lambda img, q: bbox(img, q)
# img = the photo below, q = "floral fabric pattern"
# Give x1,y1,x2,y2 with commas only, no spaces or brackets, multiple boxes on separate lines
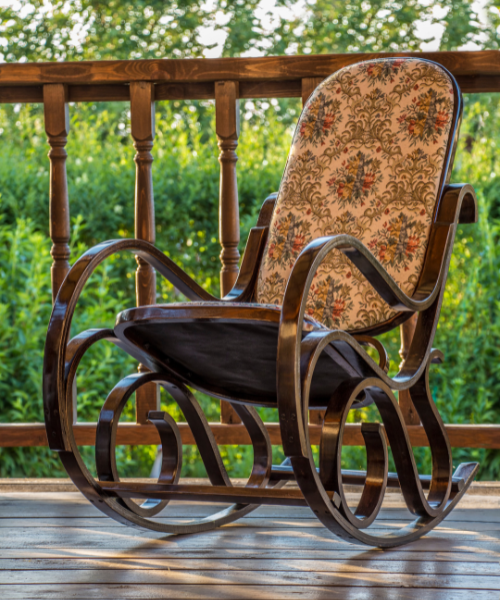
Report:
256,58,455,331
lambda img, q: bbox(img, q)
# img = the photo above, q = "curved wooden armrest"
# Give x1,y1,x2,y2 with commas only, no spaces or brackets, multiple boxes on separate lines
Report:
437,183,477,225
256,192,278,227
59,239,215,304
277,235,424,423
280,183,477,318
283,234,441,315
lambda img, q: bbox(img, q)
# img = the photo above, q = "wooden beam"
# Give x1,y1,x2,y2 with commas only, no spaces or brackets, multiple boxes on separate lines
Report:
155,81,214,100
240,80,302,99
0,85,43,103
301,77,324,105
0,74,498,106
0,51,498,86
1,422,499,448
68,84,129,102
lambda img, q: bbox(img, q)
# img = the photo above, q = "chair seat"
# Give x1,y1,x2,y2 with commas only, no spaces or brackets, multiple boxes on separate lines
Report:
114,302,377,407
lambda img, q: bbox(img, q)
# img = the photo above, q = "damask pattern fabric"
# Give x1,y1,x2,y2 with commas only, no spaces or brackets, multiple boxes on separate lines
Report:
256,58,455,331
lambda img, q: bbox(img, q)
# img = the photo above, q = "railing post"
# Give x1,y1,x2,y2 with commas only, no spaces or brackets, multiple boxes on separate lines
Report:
216,81,241,297
399,314,421,425
130,81,160,424
44,84,70,303
301,77,324,106
302,78,326,427
216,80,241,425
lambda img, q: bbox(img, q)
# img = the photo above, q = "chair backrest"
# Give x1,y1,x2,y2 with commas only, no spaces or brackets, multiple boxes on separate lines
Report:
255,57,458,332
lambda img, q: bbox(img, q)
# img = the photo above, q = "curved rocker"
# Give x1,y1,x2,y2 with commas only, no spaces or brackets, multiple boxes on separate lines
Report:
44,57,480,547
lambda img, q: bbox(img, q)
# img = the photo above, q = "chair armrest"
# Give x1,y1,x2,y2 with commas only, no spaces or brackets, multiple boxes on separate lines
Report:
279,184,476,316
436,183,478,225
282,234,442,316
66,239,215,302
224,226,268,301
277,234,447,421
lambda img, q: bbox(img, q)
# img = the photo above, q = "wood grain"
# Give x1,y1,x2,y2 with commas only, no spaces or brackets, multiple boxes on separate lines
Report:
0,51,498,86
1,76,499,105
1,525,498,551
0,53,498,106
0,585,496,599
2,556,499,573
3,568,500,589
43,83,70,302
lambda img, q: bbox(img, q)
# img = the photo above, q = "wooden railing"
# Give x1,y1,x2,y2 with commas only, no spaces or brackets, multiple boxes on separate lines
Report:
1,51,500,450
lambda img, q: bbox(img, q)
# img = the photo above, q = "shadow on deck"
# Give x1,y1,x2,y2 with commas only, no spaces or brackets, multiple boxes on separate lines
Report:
0,481,499,599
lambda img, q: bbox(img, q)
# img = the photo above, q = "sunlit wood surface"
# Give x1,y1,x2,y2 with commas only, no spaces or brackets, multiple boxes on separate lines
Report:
0,488,499,599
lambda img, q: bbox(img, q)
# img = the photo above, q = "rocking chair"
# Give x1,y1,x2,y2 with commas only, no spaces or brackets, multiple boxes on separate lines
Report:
43,57,479,547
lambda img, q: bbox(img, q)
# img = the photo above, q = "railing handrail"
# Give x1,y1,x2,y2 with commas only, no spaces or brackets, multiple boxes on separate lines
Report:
1,50,500,84
0,51,499,103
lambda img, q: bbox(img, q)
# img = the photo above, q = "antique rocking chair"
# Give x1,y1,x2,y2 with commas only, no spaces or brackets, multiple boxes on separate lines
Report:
44,57,479,547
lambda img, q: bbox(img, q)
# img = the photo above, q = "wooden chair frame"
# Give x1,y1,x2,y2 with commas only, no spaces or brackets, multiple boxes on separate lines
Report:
43,61,480,547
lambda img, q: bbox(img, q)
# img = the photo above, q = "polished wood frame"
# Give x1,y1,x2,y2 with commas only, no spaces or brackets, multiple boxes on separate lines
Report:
36,56,485,547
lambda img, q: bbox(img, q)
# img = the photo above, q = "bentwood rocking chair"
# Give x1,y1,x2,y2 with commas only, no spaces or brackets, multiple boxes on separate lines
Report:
44,57,479,547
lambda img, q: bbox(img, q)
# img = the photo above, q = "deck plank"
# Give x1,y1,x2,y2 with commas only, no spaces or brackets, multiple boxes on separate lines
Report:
3,568,500,589
0,584,497,599
1,557,499,574
0,490,498,599
1,517,500,531
1,526,499,549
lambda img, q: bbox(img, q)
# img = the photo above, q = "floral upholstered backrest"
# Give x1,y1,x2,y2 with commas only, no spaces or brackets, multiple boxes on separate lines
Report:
255,58,456,331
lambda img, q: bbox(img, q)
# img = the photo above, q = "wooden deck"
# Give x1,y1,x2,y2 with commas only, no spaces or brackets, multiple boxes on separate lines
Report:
0,485,499,599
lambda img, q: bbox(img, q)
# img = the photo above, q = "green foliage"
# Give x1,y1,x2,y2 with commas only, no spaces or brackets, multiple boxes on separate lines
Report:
0,219,60,475
282,0,437,53
1,0,500,481
0,0,216,61
3,1,497,63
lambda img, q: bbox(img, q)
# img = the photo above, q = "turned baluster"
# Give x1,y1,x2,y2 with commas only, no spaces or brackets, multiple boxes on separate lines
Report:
216,80,241,425
399,314,421,425
130,81,160,424
44,84,70,303
216,80,241,297
301,77,324,106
